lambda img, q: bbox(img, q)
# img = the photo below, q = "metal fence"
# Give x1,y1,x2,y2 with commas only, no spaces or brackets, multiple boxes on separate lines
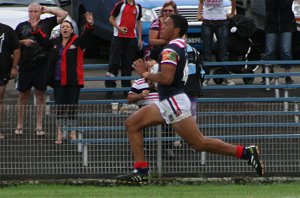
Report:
1,100,300,179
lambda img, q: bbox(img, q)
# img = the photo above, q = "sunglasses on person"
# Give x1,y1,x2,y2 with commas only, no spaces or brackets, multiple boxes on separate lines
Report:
163,9,174,13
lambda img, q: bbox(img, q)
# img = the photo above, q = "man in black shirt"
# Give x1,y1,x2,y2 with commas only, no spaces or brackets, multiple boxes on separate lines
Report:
0,22,20,139
14,2,67,136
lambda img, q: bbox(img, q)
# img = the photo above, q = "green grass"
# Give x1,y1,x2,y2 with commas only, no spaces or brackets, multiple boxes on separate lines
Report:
0,183,300,198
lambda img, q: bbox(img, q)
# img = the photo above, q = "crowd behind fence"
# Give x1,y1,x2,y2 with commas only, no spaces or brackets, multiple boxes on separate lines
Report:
1,61,300,179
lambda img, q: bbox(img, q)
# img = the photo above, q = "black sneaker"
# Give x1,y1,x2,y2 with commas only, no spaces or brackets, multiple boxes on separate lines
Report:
116,168,149,182
285,76,294,84
246,145,264,177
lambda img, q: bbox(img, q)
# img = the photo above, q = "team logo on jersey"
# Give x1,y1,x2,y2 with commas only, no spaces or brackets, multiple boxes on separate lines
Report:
69,45,76,49
133,9,137,15
162,50,177,63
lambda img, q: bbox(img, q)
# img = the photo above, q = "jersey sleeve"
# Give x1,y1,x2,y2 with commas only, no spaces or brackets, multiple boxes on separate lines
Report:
136,4,142,20
150,18,160,31
111,1,123,17
42,16,58,34
160,47,179,67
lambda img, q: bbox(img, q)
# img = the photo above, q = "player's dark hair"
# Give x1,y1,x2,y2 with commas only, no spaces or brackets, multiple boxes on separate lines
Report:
169,14,188,37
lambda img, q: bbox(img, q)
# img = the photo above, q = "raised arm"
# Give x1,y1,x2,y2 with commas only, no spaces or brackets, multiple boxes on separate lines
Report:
41,6,68,24
78,12,94,48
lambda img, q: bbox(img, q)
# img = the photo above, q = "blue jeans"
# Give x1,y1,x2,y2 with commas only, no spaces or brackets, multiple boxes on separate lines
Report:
202,21,228,62
264,32,292,69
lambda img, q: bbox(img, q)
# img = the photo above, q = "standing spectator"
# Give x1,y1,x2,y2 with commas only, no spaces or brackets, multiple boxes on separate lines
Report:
31,13,94,144
263,0,299,84
116,14,263,182
105,0,143,99
0,22,21,139
197,0,236,86
144,0,178,61
14,3,68,136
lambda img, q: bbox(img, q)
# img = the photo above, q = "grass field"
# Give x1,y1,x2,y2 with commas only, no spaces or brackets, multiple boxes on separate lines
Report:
0,183,300,198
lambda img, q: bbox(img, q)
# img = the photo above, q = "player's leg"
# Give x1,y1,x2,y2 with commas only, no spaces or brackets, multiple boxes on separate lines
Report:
117,103,164,182
172,116,264,176
125,103,164,162
172,116,236,156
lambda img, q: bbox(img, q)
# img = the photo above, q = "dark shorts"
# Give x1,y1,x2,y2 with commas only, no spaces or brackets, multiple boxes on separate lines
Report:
0,78,9,86
17,66,47,92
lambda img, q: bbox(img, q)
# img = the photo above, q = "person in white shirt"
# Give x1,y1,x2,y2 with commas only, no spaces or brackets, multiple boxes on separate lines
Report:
197,0,236,86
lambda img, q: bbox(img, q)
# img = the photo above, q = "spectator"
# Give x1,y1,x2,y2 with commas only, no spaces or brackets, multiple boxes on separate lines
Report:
262,0,299,84
197,0,236,86
31,13,94,144
144,0,178,61
105,0,143,99
127,60,159,106
116,14,263,182
14,3,68,136
0,22,21,139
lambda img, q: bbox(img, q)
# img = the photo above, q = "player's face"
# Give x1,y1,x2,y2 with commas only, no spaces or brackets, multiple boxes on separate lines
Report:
28,5,41,21
161,17,175,41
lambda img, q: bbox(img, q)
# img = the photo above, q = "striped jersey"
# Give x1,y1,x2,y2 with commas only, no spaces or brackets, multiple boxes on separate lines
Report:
157,38,188,101
129,78,159,106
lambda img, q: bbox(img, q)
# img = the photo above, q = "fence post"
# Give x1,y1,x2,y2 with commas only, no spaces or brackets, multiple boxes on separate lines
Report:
156,125,162,178
274,77,280,98
83,144,88,167
294,103,299,123
284,89,289,112
201,152,207,165
78,132,83,153
45,94,51,115
264,65,271,91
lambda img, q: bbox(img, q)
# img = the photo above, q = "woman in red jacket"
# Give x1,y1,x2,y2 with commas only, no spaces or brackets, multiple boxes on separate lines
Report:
32,12,94,144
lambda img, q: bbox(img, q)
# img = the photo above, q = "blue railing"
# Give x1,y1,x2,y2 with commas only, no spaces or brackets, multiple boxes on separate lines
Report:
45,60,300,104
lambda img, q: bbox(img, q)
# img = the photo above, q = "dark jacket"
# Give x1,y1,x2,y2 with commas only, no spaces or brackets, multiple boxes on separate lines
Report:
265,0,297,33
33,23,93,87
